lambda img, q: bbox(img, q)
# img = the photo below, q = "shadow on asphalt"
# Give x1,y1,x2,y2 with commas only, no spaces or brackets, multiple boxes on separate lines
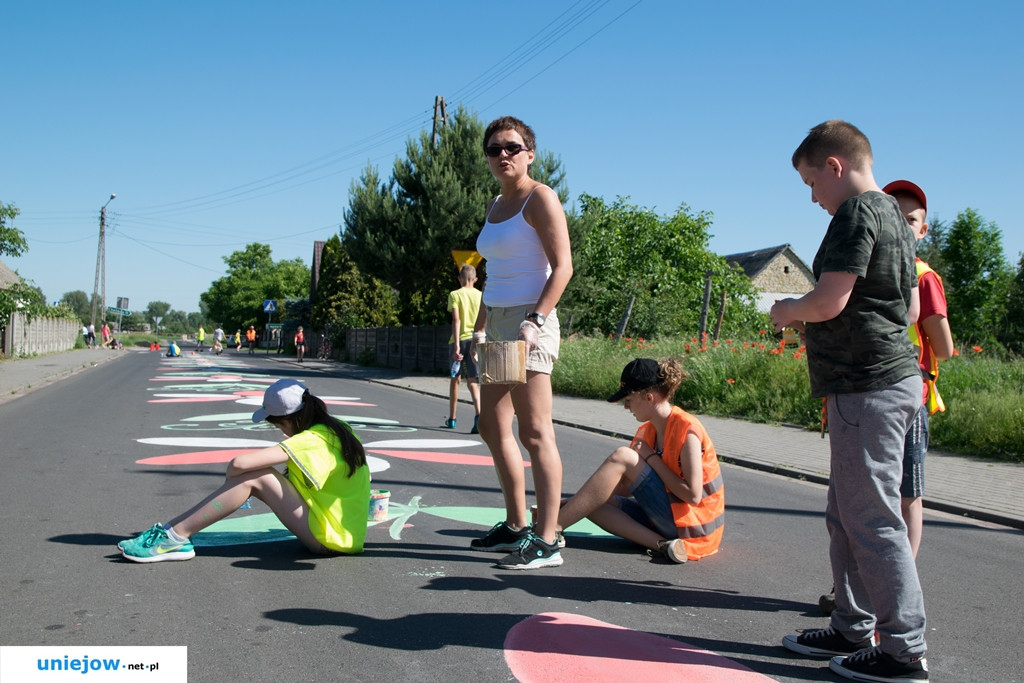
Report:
263,607,530,650
261,607,827,680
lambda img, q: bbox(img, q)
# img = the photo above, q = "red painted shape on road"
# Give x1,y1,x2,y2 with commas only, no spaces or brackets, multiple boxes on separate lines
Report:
136,449,260,465
504,612,774,682
366,449,527,467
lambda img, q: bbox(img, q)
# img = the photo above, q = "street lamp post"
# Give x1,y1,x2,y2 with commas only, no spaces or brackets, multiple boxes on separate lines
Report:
90,194,116,327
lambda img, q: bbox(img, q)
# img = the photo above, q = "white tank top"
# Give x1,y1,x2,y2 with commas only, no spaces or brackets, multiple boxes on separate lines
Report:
476,189,552,307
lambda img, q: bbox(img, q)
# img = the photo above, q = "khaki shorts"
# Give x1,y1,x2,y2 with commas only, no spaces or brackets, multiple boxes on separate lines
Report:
484,305,560,375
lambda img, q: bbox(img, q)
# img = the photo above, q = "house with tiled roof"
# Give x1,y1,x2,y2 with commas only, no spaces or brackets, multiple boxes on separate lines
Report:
723,244,814,313
0,258,20,289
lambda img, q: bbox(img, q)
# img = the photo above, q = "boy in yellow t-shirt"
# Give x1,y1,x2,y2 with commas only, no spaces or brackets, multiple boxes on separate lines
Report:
446,265,482,432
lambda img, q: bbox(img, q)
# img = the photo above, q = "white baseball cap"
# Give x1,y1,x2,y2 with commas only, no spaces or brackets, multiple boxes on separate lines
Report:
251,379,307,423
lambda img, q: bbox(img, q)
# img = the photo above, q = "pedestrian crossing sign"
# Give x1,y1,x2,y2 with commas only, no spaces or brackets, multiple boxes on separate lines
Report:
263,299,278,313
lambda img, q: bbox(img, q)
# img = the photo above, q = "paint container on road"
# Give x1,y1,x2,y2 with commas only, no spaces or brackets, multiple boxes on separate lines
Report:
530,504,538,525
369,489,390,521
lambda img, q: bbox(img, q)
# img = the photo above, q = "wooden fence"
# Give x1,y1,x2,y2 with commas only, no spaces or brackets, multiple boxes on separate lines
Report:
344,326,450,373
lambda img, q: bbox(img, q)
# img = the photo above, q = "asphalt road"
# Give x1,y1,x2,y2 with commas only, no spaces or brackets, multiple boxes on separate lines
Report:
1,350,1020,682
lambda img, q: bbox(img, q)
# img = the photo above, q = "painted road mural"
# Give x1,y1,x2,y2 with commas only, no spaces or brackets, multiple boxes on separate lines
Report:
135,353,771,681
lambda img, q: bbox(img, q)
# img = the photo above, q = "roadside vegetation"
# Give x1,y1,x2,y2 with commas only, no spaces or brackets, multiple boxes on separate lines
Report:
553,335,1024,462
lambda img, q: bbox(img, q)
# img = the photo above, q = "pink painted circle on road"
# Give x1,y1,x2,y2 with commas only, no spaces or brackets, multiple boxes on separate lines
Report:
505,612,774,682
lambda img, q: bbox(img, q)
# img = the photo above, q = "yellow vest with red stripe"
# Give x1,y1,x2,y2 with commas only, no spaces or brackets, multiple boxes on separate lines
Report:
632,406,724,560
909,260,945,414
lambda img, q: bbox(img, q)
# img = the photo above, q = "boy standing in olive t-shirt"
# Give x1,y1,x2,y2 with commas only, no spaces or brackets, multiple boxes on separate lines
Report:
771,121,929,682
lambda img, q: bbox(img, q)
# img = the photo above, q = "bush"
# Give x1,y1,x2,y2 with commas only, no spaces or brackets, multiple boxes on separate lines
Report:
554,334,1022,461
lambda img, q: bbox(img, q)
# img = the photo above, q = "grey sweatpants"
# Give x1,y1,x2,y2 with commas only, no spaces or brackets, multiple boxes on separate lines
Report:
826,374,927,662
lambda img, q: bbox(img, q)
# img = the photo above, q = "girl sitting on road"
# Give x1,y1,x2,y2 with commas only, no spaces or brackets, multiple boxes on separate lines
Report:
119,379,370,563
556,358,725,563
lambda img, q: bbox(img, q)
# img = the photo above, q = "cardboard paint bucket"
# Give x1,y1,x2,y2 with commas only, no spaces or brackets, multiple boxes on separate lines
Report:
369,489,390,521
477,340,527,385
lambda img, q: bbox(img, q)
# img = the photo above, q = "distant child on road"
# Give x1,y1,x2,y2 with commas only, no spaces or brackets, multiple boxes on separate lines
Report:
445,265,482,432
295,326,306,363
556,358,724,563
119,379,370,563
771,120,928,682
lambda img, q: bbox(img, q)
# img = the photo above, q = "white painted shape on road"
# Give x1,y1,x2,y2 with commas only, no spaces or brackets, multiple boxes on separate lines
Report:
361,439,482,449
367,455,390,473
137,437,279,448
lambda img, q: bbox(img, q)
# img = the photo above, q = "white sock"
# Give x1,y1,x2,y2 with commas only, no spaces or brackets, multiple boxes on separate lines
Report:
162,525,189,543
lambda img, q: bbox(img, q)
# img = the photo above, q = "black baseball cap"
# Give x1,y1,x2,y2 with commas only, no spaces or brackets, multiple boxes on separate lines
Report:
607,358,661,402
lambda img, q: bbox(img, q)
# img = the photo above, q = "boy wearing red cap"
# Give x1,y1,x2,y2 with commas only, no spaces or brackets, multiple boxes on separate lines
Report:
882,180,954,557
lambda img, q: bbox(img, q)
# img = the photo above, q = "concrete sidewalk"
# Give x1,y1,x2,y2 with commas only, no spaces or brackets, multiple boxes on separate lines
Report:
2,347,1021,530
0,346,130,405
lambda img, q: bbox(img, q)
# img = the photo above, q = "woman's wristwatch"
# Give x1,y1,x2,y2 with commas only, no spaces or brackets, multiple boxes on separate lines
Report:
525,312,546,327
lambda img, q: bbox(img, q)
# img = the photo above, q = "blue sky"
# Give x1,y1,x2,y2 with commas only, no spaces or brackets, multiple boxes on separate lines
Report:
3,1,1022,314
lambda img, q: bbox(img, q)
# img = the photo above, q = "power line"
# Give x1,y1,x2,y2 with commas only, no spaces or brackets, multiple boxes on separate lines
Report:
102,3,640,228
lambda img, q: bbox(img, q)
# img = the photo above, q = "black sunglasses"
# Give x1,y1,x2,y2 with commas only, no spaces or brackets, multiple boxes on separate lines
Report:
485,142,531,158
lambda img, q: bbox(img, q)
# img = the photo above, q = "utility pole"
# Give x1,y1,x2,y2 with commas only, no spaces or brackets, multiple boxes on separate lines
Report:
90,194,116,327
431,95,448,147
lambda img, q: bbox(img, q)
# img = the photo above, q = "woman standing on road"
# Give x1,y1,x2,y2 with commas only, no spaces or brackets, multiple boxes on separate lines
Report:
119,379,370,563
469,116,573,570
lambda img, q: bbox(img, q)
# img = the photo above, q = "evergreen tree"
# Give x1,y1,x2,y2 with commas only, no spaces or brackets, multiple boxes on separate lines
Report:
312,235,399,329
343,106,568,324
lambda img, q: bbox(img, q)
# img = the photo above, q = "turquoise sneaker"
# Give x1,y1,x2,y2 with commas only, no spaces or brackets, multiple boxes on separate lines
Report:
120,524,195,563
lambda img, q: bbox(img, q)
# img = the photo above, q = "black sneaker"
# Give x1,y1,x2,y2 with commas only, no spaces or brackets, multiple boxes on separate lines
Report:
470,521,530,552
782,626,876,658
830,647,928,681
496,533,563,570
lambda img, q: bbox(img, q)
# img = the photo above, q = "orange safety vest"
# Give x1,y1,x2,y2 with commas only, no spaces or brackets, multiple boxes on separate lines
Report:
246,329,257,343
909,260,945,414
631,406,725,560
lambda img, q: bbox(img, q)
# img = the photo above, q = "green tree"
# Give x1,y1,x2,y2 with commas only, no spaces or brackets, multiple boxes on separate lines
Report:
61,290,92,324
1,201,28,258
312,235,399,329
146,301,172,331
561,195,765,338
200,243,310,331
916,216,947,274
162,309,189,335
998,253,1024,355
941,208,1012,346
343,106,568,325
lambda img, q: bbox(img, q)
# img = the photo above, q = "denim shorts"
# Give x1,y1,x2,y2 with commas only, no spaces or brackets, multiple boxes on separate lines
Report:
451,339,479,379
901,403,928,498
615,464,678,539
